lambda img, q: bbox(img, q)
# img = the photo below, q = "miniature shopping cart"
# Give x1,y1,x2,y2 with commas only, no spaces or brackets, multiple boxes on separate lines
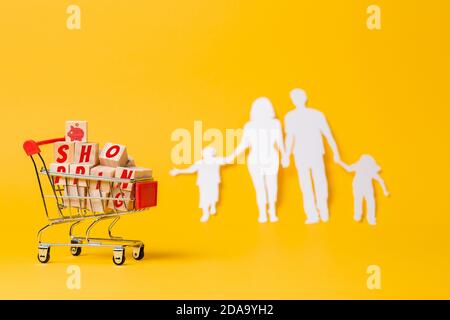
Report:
23,138,158,265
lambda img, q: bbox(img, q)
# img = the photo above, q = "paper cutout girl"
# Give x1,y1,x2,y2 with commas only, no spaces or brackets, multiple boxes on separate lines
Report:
170,147,227,223
338,155,389,225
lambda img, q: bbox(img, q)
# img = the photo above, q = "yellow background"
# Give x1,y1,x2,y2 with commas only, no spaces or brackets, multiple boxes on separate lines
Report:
0,0,449,299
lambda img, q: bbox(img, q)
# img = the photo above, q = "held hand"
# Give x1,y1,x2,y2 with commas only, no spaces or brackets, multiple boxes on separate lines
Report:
281,155,290,168
335,159,351,172
169,169,179,176
225,155,235,164
336,159,346,168
333,153,341,164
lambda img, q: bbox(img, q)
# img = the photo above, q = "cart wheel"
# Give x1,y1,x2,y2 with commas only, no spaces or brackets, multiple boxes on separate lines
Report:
37,247,50,264
132,246,144,260
113,248,126,266
71,246,82,256
70,239,82,256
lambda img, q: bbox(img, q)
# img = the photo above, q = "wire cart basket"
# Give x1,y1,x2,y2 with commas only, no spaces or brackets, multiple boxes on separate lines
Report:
23,137,158,265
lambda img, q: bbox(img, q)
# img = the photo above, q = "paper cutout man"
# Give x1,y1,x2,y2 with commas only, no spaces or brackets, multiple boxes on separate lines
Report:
282,89,341,224
338,155,389,225
170,147,227,223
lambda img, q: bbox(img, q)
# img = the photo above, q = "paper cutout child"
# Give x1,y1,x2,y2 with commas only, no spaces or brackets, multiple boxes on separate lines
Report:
338,155,389,225
170,147,227,223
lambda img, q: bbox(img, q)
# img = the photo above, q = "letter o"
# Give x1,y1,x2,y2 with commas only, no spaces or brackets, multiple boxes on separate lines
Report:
106,145,120,158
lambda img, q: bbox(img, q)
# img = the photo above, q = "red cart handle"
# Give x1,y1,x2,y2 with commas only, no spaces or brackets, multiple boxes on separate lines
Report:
23,137,65,156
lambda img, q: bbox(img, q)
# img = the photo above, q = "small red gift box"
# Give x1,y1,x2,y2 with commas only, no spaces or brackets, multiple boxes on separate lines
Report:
135,180,158,209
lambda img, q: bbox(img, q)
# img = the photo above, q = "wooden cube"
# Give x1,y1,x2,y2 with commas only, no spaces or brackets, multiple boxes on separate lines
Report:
74,142,99,164
86,189,109,213
69,163,95,187
114,167,153,191
99,143,128,167
126,156,136,167
65,121,88,142
64,186,86,208
49,163,70,186
133,167,153,179
54,142,75,164
89,165,116,193
108,189,134,212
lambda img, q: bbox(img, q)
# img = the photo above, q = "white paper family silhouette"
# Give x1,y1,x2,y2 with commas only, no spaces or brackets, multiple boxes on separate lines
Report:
170,88,389,225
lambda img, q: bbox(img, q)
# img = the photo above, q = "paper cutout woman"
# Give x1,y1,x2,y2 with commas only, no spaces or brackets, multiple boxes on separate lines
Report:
338,155,389,225
226,97,285,223
170,147,227,223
